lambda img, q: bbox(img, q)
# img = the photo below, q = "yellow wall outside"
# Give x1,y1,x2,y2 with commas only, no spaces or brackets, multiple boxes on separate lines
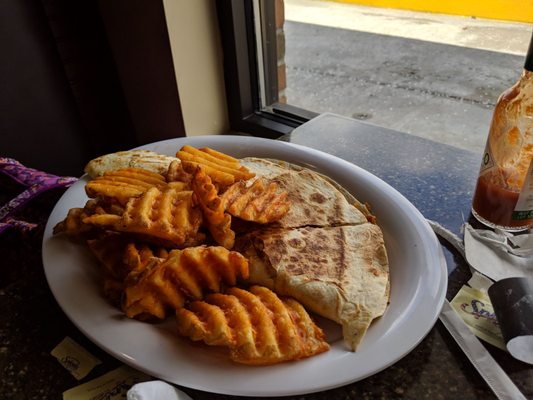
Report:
330,0,533,23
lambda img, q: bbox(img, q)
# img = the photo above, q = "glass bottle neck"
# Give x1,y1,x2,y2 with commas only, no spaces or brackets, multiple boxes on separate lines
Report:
525,33,533,71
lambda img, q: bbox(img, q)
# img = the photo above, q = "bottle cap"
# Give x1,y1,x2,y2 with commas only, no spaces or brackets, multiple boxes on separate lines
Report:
525,31,533,71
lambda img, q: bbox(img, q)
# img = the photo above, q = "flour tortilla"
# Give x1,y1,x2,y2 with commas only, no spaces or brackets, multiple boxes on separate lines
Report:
240,158,369,228
235,224,389,351
84,150,178,178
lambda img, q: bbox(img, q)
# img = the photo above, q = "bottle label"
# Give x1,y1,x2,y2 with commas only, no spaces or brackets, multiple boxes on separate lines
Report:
513,158,533,220
478,142,496,176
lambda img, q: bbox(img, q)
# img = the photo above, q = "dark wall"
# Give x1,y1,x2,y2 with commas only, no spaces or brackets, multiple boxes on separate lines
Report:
0,0,185,177
99,0,186,146
0,0,90,176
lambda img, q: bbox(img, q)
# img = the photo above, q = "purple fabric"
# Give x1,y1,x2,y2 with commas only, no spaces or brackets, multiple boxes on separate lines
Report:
0,158,78,233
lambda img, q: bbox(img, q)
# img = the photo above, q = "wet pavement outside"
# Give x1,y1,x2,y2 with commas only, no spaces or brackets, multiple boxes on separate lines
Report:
283,0,533,154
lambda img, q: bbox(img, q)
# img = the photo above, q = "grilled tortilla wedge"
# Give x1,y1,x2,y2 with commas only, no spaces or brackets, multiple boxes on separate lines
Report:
84,150,178,178
240,158,370,228
235,158,390,351
236,224,389,351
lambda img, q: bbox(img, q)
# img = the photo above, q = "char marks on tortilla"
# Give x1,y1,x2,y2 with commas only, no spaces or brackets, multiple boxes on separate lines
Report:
240,158,368,229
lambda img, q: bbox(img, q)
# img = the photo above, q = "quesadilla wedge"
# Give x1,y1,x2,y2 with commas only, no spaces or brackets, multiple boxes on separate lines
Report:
84,150,178,178
235,224,389,351
239,158,369,228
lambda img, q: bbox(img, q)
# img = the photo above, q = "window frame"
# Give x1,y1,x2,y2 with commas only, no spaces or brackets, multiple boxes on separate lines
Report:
216,0,318,138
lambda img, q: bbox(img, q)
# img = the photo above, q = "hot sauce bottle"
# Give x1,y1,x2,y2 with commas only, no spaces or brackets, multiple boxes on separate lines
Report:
471,33,533,231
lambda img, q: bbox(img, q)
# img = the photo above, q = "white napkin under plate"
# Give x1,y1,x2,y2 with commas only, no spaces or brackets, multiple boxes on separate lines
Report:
463,223,533,282
127,381,193,400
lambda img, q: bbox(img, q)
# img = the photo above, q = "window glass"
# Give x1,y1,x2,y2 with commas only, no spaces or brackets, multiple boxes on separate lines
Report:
264,0,532,153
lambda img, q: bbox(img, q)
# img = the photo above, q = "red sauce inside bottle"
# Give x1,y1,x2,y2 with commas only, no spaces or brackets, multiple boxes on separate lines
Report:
472,175,532,229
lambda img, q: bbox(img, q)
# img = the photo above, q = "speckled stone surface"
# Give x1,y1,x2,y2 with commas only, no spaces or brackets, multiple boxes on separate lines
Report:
1,114,532,399
284,113,480,237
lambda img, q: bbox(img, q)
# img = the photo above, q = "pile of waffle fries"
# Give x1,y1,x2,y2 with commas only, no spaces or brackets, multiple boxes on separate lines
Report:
53,145,329,365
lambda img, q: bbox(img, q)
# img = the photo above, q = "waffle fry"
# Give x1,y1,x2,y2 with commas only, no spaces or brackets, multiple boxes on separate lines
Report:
123,246,249,320
101,277,124,306
166,181,190,192
191,167,234,249
166,160,192,185
87,237,168,281
87,234,132,281
221,178,290,224
176,145,255,187
122,242,170,277
53,199,121,238
53,206,94,237
122,256,183,320
86,234,130,306
83,186,204,248
87,237,169,305
85,168,167,206
176,285,329,365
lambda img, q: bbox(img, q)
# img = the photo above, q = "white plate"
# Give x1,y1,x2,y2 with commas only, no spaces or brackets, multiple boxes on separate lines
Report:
42,136,447,397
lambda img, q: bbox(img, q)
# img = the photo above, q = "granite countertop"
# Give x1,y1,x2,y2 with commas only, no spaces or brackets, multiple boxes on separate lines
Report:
1,113,531,399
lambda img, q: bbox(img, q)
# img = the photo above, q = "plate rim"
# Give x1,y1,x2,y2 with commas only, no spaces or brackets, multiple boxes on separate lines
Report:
42,135,447,397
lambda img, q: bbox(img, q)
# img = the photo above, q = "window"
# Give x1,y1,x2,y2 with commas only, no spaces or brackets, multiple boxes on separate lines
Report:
217,0,315,139
217,0,532,152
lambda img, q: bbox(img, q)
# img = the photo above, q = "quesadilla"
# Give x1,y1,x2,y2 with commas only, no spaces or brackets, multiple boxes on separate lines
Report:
236,224,389,351
84,150,178,178
240,158,369,228
235,158,390,351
